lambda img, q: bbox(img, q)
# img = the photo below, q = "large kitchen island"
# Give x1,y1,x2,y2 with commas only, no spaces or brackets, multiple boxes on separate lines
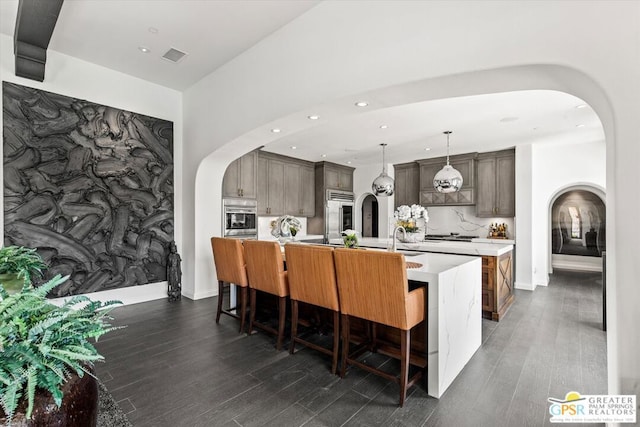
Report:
329,237,515,321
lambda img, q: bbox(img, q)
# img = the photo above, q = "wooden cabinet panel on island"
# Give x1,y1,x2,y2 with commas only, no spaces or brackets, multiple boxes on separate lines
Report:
393,162,420,208
476,149,515,217
481,251,514,321
222,150,257,198
257,156,284,216
418,153,477,206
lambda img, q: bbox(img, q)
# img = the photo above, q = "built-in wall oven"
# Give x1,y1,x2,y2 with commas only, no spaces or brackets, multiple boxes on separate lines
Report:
223,198,257,239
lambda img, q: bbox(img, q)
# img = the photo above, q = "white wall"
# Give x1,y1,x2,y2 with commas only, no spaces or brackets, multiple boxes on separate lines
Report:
0,34,184,305
182,1,639,398
531,139,606,286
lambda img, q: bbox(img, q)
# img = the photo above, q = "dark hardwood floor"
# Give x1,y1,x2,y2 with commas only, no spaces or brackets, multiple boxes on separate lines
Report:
94,269,607,426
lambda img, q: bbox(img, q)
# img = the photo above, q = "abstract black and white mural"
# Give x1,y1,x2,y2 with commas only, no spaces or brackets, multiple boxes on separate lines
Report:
2,82,174,296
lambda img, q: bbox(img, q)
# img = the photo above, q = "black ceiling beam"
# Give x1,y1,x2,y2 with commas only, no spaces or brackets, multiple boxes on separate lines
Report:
13,0,64,82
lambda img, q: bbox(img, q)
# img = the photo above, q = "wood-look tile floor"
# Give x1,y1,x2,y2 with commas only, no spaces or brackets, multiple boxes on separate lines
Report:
95,270,607,426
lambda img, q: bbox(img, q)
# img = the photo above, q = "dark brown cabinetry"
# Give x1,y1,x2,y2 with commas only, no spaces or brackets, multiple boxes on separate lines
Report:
418,153,477,206
393,162,420,208
481,251,514,321
222,150,257,199
476,149,515,217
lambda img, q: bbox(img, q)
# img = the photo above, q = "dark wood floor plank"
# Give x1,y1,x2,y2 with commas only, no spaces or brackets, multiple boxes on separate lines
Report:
93,269,606,426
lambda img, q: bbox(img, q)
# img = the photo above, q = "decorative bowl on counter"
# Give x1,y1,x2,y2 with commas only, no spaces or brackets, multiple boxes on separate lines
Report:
398,232,425,243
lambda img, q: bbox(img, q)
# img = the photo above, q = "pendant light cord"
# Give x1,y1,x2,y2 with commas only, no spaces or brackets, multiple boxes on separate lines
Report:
444,131,452,166
381,143,387,173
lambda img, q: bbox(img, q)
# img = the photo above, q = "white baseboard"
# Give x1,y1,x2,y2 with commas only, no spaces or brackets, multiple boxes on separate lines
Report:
50,281,168,307
515,281,536,291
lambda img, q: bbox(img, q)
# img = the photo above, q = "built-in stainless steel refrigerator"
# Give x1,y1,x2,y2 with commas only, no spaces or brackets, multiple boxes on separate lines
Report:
325,190,354,241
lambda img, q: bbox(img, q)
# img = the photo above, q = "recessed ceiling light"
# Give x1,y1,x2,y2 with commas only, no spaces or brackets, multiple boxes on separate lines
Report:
576,124,585,128
347,161,352,164
379,125,388,129
575,104,587,109
307,115,319,120
290,146,297,150
271,128,281,133
355,101,368,107
138,46,151,53
321,154,327,158
424,148,431,151
148,27,159,34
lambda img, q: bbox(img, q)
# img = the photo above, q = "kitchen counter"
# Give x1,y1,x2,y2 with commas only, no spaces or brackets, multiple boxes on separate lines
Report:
403,252,482,398
329,237,513,256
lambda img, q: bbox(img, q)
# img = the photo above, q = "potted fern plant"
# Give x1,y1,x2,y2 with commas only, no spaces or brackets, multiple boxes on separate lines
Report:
0,274,122,425
0,246,48,293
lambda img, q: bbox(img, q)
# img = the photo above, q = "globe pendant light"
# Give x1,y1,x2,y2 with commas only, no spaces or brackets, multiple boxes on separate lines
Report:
433,131,463,193
372,143,394,196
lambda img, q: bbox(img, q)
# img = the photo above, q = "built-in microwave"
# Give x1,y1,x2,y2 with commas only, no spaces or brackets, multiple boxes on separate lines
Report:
223,199,257,237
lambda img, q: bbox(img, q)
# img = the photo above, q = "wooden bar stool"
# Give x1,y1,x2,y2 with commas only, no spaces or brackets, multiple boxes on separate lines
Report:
243,240,289,350
210,237,249,333
333,248,426,407
284,243,340,375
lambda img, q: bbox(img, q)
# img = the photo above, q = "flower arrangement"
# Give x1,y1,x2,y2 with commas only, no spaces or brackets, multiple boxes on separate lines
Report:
342,229,359,248
394,204,428,232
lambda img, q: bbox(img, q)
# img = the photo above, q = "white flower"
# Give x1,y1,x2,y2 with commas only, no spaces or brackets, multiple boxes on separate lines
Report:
342,229,357,236
394,204,428,221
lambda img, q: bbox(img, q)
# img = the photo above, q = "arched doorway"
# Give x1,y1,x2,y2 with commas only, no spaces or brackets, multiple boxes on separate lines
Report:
550,187,605,272
361,194,379,238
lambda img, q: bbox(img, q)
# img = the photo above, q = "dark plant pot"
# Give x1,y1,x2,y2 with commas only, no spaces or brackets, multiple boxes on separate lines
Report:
0,273,24,294
0,370,98,426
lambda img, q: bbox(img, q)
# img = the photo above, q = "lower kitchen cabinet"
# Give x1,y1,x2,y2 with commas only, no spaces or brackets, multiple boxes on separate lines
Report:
481,251,514,321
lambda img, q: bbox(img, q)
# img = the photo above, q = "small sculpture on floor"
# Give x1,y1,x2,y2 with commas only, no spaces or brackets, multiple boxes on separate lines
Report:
167,241,182,301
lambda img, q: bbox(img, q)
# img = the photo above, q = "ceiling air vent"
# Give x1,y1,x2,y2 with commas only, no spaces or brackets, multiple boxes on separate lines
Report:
162,48,188,63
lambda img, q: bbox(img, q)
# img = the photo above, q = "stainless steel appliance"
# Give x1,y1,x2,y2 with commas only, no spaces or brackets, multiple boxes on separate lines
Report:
223,198,257,239
325,190,354,241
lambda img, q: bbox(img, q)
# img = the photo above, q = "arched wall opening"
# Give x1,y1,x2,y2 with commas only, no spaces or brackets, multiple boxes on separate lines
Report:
548,184,606,274
191,63,615,391
359,193,379,238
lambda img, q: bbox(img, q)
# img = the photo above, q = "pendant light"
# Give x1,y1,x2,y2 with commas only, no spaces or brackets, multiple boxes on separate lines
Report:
433,131,463,193
372,143,394,196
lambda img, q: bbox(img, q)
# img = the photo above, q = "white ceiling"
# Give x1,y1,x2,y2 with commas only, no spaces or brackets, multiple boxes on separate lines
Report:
0,1,604,167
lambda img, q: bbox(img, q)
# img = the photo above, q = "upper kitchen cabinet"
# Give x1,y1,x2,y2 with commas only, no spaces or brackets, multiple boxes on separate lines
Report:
322,162,354,191
222,150,258,199
257,151,315,217
393,162,420,208
257,154,285,216
476,149,516,217
284,162,315,217
418,153,477,206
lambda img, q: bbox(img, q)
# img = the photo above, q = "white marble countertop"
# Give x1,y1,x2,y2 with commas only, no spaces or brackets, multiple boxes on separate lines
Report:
401,252,479,281
329,237,513,257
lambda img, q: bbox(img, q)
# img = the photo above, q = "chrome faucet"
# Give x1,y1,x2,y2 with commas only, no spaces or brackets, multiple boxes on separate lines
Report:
391,225,406,252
